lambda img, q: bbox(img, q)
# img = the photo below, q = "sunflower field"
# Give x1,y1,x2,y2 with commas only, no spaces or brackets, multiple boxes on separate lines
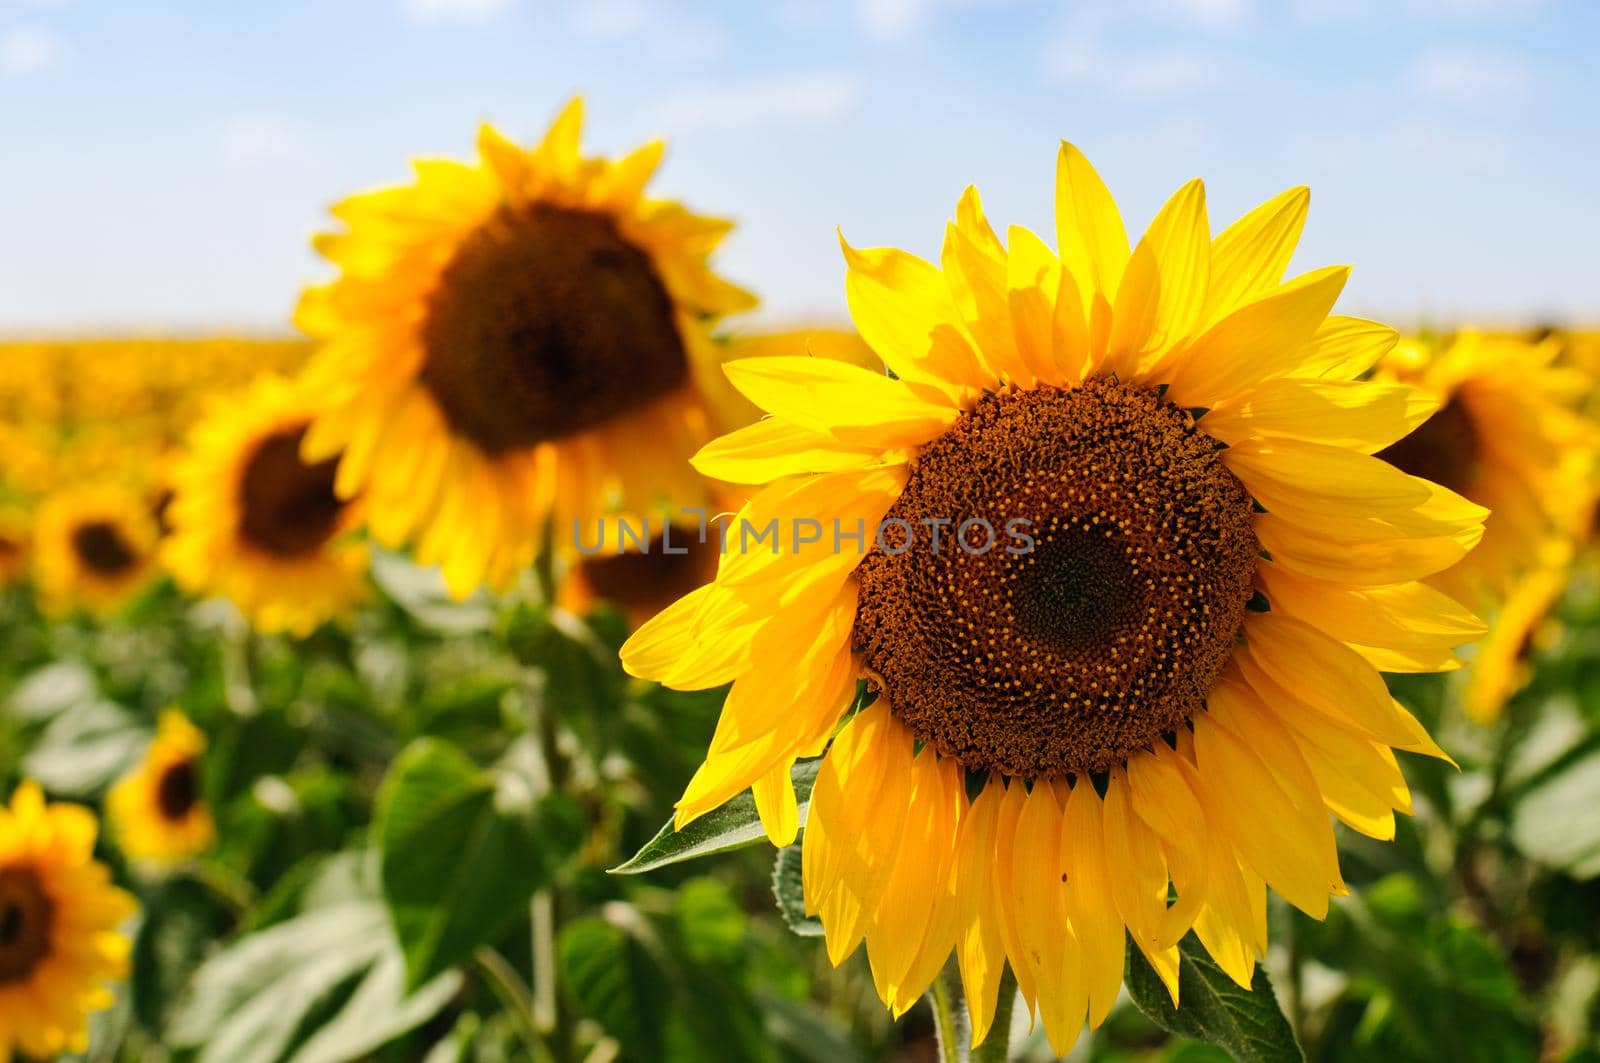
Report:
4,61,1600,1063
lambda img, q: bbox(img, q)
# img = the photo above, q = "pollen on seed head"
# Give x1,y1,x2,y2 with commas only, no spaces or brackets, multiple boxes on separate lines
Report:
851,378,1259,779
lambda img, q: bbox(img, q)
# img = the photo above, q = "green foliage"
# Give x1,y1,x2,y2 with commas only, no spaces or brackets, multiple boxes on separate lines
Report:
168,899,461,1063
374,737,544,989
771,844,823,938
613,759,821,874
557,915,673,1060
7,540,1600,1063
1126,933,1302,1063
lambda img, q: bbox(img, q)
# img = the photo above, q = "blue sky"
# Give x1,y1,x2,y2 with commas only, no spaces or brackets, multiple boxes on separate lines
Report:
1,0,1595,334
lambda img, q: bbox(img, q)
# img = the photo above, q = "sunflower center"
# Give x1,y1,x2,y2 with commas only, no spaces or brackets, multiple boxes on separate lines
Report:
418,204,689,456
72,521,137,576
852,379,1260,778
1375,392,1480,497
157,758,200,821
239,427,344,559
0,867,53,986
576,525,720,615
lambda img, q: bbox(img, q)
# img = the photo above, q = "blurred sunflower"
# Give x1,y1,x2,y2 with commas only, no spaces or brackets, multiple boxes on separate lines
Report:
163,374,366,637
1374,332,1598,720
623,146,1485,1053
0,782,136,1062
33,485,158,616
1376,332,1596,607
298,96,755,598
108,711,216,865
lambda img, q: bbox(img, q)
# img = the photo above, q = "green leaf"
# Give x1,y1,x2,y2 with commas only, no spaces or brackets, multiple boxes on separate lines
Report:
375,738,544,989
557,915,671,1058
291,948,464,1063
772,844,822,937
22,699,148,796
1125,932,1303,1063
370,548,497,633
167,902,387,1063
675,878,747,967
1510,747,1600,878
167,900,459,1063
130,876,234,1036
755,991,864,1063
611,758,821,874
6,660,97,722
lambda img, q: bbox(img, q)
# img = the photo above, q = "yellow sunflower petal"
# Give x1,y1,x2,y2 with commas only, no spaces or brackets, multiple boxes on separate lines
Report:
1055,142,1130,308
1203,378,1439,453
1202,185,1309,324
841,236,989,396
690,416,891,484
1165,265,1350,407
723,356,957,447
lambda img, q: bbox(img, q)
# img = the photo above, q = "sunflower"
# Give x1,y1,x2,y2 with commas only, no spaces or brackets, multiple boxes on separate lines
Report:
0,782,136,1062
107,711,216,866
297,97,756,599
622,146,1487,1053
1374,332,1597,609
162,374,366,637
1373,333,1598,720
32,485,158,617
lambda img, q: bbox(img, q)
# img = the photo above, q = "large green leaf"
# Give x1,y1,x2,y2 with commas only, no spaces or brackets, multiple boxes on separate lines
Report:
675,877,748,966
6,660,97,722
611,758,821,874
1510,748,1600,878
1126,932,1303,1063
375,737,543,989
168,900,458,1063
291,948,464,1063
557,915,671,1060
22,699,148,796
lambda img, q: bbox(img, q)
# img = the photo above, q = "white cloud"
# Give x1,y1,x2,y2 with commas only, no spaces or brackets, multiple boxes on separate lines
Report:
1048,37,1222,97
1409,47,1529,104
220,116,305,164
403,0,512,23
1,25,60,75
648,71,861,132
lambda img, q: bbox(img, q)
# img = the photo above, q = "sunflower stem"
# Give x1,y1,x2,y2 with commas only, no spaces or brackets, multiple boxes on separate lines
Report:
474,946,554,1063
972,965,1018,1063
531,889,558,1035
928,964,969,1063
